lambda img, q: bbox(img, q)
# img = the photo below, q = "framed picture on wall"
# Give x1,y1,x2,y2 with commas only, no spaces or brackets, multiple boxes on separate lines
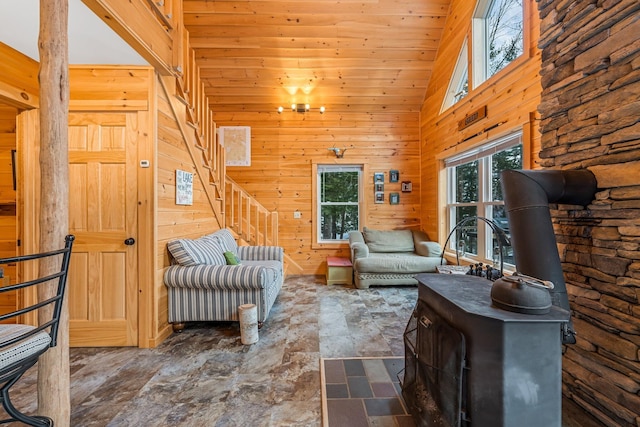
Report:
390,192,400,204
375,183,384,192
401,181,412,192
175,169,194,205
389,170,399,182
220,126,251,166
375,192,384,203
374,172,384,183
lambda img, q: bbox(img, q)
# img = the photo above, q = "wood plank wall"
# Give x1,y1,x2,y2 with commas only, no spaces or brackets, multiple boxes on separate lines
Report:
0,43,39,109
0,44,38,319
0,105,17,315
0,42,38,295
0,106,16,205
214,111,421,275
155,75,221,331
419,0,542,242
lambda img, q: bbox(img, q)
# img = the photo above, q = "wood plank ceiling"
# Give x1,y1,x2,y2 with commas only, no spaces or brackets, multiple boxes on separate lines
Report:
183,0,452,114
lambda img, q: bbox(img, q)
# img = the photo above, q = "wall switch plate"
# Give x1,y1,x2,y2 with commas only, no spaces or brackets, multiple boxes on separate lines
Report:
293,211,302,219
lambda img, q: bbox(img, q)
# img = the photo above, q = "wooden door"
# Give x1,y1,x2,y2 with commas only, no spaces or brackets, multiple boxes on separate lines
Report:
67,112,138,346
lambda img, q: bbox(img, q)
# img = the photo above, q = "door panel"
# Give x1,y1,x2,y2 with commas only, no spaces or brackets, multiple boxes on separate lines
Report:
67,112,138,346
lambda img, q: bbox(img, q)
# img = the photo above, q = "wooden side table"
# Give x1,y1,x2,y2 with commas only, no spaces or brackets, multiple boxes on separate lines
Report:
326,256,353,286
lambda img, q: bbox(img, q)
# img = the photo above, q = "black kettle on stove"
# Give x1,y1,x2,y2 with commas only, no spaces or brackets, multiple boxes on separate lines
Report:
490,272,554,315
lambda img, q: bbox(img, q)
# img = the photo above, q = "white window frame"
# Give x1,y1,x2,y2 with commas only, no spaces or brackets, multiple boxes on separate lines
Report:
441,40,469,112
315,164,363,244
445,131,523,265
471,0,524,89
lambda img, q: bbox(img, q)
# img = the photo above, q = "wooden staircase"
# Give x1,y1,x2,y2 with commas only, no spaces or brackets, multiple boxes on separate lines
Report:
161,29,279,247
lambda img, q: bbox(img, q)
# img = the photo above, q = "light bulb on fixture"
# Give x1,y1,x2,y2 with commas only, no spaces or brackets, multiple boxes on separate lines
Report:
277,104,327,114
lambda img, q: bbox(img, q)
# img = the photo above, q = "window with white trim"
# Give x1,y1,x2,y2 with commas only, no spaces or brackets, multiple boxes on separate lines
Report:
445,132,522,265
472,0,524,87
442,41,469,111
317,165,362,242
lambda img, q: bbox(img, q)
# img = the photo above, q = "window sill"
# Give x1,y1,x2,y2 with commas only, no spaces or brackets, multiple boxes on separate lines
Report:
442,251,515,275
312,241,350,250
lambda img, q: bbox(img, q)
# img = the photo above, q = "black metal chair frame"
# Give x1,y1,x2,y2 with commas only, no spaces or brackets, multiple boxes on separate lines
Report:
0,235,74,427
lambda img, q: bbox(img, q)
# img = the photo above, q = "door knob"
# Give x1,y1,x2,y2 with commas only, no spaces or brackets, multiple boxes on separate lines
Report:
124,238,135,246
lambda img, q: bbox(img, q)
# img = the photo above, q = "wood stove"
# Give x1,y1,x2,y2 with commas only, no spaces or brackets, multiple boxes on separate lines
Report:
402,273,568,427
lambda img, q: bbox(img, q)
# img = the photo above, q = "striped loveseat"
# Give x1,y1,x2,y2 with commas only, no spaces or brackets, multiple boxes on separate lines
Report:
164,229,284,331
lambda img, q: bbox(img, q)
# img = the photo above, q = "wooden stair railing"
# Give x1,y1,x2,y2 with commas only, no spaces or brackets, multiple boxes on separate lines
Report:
142,0,175,31
158,74,225,228
176,30,225,205
225,177,278,247
157,27,226,228
225,179,305,275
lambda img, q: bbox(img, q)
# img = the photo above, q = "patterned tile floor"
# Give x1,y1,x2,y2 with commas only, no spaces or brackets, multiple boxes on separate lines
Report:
321,357,415,427
9,275,603,426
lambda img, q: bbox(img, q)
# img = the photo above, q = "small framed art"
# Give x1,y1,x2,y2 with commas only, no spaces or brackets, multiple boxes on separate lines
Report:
374,172,384,183
375,192,384,203
389,170,399,183
401,181,412,192
176,169,194,205
220,126,251,166
390,192,400,205
375,183,384,192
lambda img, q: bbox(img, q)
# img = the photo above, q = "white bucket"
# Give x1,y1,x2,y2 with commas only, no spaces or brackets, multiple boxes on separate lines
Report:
238,304,259,345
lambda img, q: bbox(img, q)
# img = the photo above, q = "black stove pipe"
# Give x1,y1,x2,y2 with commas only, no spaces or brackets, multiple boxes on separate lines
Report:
500,169,597,344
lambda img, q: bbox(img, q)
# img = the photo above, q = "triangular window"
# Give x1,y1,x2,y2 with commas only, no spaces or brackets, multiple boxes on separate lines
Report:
441,41,469,112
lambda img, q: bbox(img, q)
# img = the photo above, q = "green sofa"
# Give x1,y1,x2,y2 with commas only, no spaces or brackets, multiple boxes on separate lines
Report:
348,227,445,289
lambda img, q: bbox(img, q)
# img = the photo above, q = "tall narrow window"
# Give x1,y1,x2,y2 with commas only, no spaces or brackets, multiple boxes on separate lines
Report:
473,0,524,87
317,165,362,242
445,132,522,265
442,41,469,111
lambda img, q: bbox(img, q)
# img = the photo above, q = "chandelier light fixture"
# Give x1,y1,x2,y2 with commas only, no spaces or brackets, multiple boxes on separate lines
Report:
277,104,325,114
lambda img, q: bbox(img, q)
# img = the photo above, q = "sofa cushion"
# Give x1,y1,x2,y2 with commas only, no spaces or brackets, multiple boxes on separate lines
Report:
204,229,239,254
363,227,414,253
415,241,442,257
354,252,442,274
164,264,275,290
0,325,51,370
167,238,226,266
236,245,284,262
242,260,282,284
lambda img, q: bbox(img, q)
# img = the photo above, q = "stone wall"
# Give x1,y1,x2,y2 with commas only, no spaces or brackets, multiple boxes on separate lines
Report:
537,0,640,425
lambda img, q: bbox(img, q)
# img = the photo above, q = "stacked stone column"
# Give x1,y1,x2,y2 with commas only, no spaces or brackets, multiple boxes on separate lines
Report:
537,0,640,425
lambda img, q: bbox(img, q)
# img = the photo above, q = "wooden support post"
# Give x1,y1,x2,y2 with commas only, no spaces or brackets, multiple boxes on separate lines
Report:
37,0,70,425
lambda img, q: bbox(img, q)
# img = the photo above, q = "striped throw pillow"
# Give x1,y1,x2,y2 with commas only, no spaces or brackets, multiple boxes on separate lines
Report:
167,238,226,266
